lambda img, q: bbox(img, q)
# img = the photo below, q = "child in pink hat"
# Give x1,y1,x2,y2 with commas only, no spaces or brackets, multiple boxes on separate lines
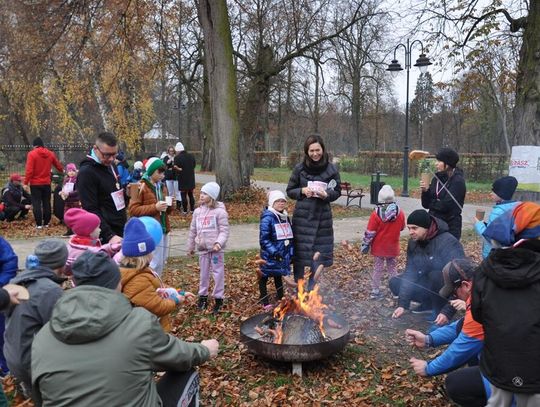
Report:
59,163,80,236
64,207,120,275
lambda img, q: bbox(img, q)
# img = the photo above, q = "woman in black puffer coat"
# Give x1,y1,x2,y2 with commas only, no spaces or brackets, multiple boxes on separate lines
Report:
286,135,341,286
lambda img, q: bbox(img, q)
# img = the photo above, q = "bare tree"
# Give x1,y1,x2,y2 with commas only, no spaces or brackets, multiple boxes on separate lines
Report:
197,0,243,196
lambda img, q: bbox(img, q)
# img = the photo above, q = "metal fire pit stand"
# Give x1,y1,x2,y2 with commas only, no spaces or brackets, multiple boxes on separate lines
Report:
240,312,350,377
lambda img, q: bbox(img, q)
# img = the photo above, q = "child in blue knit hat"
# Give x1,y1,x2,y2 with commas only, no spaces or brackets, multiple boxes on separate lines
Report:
473,176,519,258
119,218,193,331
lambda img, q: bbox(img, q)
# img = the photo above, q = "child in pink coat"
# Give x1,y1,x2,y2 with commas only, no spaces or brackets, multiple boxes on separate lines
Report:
64,207,121,275
187,182,229,314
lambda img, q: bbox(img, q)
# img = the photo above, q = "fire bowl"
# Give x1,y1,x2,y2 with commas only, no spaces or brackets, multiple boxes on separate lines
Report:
240,312,350,363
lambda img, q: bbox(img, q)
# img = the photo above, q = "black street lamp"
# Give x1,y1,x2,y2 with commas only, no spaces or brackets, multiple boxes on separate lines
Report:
387,39,431,197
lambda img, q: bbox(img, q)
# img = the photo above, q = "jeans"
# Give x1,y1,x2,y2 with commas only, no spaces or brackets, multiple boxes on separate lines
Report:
156,369,200,407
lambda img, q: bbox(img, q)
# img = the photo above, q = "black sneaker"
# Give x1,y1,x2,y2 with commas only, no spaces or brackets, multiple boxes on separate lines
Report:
197,296,208,311
411,303,432,314
369,290,384,300
213,298,223,314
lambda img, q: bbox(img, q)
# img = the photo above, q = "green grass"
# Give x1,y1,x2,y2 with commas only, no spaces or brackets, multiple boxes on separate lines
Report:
253,167,492,192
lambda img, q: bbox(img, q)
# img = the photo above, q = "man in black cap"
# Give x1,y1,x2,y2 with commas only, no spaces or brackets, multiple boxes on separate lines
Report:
32,251,219,407
4,238,68,396
24,137,64,228
390,209,464,322
420,147,466,240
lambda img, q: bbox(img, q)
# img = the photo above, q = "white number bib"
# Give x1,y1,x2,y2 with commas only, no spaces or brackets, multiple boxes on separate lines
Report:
197,215,217,232
274,222,293,240
110,189,126,211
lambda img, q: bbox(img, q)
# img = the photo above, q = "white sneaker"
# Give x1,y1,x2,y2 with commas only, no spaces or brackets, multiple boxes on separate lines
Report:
36,226,43,229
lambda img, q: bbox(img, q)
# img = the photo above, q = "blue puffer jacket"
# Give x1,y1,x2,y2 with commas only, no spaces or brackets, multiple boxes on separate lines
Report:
474,200,519,258
259,208,294,277
0,237,18,286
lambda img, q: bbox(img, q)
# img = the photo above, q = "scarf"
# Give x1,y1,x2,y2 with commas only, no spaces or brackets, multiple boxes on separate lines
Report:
303,154,329,175
142,178,167,233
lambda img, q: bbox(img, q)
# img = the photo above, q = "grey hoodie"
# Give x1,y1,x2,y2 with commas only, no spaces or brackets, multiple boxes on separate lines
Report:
32,286,210,407
4,266,65,387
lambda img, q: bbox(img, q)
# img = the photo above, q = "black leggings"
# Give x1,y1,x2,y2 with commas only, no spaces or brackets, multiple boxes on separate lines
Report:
30,185,52,226
445,367,487,407
180,190,195,213
258,275,284,305
156,369,199,407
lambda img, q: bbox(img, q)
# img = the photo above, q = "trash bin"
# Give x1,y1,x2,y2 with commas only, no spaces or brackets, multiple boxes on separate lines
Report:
370,171,386,205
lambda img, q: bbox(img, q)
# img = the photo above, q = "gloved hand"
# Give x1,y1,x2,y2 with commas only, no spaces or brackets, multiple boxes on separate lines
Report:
360,243,370,254
157,288,183,304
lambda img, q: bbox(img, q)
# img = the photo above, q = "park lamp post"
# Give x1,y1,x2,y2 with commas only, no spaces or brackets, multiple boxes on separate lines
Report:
386,39,432,197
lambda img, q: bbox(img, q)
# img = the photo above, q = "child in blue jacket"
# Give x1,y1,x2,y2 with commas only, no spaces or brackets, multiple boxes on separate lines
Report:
258,191,293,310
474,176,519,258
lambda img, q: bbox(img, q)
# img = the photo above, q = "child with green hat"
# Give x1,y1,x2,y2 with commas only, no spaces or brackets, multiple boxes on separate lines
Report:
128,157,173,276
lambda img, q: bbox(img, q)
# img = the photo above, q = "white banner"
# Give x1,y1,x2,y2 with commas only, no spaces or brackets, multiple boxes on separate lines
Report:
509,146,540,192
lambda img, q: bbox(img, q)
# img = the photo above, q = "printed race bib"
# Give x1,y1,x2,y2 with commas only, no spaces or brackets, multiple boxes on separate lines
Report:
308,181,328,191
62,182,74,194
197,215,217,232
274,222,293,240
110,189,126,211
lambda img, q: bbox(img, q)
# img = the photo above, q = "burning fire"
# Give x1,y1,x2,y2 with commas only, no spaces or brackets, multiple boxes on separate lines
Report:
272,278,327,344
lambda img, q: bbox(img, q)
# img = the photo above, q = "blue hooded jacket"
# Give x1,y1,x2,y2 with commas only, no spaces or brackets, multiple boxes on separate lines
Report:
259,208,293,277
0,237,18,286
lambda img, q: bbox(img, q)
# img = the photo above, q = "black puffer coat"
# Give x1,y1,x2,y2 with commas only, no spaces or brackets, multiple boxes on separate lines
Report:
286,162,341,268
174,151,196,190
421,168,466,240
471,240,540,394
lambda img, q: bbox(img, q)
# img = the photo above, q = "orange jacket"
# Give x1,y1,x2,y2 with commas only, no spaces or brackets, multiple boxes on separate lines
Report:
128,180,171,234
24,147,63,185
119,266,176,331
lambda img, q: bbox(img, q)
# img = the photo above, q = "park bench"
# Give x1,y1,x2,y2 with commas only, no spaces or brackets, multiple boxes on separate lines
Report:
340,182,365,208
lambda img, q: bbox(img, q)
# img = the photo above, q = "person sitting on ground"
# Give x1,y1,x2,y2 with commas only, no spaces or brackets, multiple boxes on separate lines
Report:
120,218,194,331
473,176,519,259
4,239,67,397
390,209,465,323
0,236,18,376
420,147,466,241
471,202,540,406
64,208,121,276
2,174,32,222
0,283,26,406
360,184,406,300
32,250,218,407
404,259,488,407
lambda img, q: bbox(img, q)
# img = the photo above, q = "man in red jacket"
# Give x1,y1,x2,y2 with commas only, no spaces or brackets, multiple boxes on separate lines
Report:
24,137,63,228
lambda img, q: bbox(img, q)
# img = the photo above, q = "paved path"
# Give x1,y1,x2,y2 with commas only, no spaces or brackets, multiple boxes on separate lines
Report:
8,173,491,263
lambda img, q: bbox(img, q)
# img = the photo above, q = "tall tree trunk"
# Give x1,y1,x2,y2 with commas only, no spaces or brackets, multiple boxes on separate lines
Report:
282,63,293,157
200,56,214,171
513,1,540,146
239,44,274,180
198,0,243,195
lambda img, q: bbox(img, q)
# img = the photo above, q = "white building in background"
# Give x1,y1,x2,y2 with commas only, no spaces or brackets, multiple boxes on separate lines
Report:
143,123,178,154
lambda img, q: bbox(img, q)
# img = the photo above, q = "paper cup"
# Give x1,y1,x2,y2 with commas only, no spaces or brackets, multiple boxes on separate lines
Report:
421,173,431,186
165,196,173,206
476,209,485,221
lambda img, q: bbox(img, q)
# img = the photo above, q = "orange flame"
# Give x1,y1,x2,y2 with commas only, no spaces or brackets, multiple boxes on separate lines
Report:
271,278,327,344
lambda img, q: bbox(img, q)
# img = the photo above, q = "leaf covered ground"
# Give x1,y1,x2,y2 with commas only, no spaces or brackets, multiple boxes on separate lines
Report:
154,233,482,406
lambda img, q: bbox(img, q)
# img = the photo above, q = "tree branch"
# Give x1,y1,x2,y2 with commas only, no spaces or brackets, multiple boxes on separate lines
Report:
460,8,526,47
